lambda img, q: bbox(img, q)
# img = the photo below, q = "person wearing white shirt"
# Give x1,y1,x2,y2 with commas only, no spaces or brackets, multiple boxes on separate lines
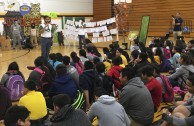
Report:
78,20,86,49
39,16,55,60
30,22,38,47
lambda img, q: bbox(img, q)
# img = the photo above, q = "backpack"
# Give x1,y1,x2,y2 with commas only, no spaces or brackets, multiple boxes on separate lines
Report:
160,75,174,102
75,62,84,75
34,67,50,95
101,75,114,95
159,58,173,72
100,74,120,97
163,48,171,59
6,74,24,101
179,69,194,90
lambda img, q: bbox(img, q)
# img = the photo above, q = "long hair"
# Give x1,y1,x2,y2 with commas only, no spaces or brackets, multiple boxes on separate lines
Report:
155,47,164,63
7,61,19,71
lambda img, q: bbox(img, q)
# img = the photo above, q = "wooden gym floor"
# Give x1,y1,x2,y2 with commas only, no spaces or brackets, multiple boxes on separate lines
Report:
0,45,88,80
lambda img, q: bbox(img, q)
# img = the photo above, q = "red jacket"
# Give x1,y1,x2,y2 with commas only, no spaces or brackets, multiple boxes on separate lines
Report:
146,78,162,109
107,65,123,89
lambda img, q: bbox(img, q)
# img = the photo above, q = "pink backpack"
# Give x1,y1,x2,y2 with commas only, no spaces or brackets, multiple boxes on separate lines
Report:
163,48,171,59
75,62,84,75
34,68,47,90
160,75,174,102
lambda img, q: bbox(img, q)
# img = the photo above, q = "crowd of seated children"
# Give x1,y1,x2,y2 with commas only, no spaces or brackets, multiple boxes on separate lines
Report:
2,37,194,126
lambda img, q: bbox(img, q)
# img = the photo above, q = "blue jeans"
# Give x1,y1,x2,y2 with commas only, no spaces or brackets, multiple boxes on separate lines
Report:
41,37,52,60
78,35,86,48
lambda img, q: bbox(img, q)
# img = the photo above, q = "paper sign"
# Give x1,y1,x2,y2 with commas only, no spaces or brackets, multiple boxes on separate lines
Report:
110,28,118,34
93,32,100,38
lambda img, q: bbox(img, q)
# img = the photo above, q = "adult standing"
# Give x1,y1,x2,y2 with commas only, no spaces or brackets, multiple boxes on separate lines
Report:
30,22,38,47
11,20,22,49
39,16,55,60
172,13,183,42
78,19,86,49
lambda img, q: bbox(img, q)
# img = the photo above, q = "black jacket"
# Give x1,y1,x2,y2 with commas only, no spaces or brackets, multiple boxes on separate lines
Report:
133,60,150,77
79,70,101,103
0,86,12,120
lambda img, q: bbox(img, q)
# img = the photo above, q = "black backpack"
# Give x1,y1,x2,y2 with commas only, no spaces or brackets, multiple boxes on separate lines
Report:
99,74,114,96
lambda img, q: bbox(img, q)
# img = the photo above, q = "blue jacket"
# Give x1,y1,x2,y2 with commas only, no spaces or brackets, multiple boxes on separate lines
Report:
48,60,62,70
48,74,77,100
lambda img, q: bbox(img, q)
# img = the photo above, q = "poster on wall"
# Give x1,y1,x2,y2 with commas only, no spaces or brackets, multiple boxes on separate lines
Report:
139,16,150,44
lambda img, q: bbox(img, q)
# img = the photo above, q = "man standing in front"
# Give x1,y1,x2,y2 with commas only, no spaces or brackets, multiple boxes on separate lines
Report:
39,16,55,60
11,20,22,49
78,19,86,49
172,12,183,42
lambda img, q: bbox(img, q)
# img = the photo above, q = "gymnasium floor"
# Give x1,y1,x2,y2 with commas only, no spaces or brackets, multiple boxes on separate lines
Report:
0,45,90,80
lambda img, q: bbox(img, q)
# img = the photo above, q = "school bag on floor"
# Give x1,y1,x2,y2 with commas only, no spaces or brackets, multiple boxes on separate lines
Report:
5,74,24,101
160,75,174,102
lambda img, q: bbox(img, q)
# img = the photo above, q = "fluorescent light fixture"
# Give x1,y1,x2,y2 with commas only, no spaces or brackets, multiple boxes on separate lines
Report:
114,0,132,4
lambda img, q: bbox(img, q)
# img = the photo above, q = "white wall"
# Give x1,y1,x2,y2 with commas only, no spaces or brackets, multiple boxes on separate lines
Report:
0,0,93,14
39,0,93,14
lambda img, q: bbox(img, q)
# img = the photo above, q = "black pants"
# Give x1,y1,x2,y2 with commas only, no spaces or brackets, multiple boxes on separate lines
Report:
58,39,64,46
78,35,86,48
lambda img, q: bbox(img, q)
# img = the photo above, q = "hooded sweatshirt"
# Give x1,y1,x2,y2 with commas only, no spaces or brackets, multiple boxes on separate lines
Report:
50,105,92,126
119,77,154,125
88,95,131,126
169,65,194,86
48,74,77,100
